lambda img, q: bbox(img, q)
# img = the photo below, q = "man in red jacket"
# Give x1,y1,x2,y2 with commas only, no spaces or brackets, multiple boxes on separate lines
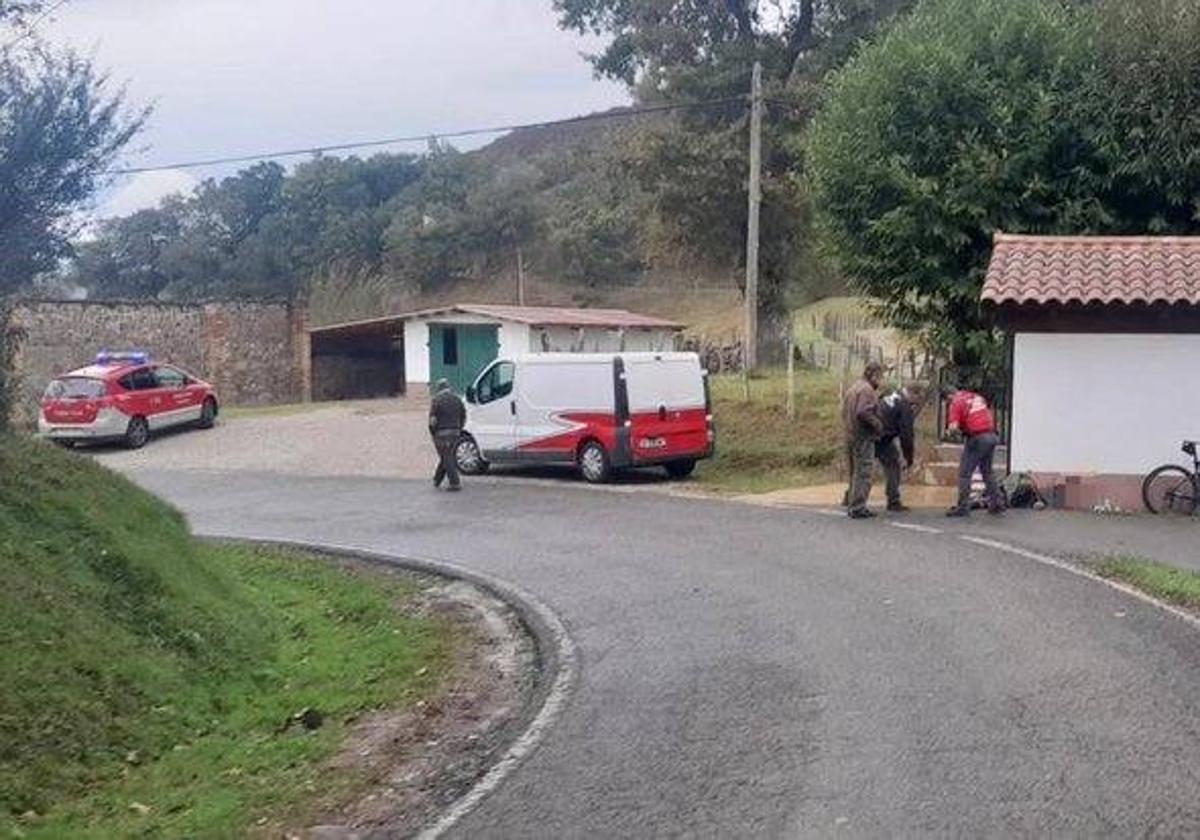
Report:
942,384,1004,517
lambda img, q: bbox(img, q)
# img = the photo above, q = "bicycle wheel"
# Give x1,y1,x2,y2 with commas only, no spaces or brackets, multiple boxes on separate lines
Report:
1142,465,1198,515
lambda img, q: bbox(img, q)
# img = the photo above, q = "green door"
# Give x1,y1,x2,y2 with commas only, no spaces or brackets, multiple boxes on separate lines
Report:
428,323,499,393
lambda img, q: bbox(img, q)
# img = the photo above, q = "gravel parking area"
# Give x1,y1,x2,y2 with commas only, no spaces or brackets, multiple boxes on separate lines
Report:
91,397,439,479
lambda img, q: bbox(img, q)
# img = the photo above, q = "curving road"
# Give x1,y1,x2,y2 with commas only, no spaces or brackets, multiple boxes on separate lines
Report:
127,469,1200,837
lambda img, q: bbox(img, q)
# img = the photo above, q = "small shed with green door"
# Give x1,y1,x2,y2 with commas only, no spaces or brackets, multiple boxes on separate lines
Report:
308,303,683,399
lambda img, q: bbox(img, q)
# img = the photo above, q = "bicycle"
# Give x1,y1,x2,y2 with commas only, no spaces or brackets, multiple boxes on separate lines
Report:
1142,440,1199,515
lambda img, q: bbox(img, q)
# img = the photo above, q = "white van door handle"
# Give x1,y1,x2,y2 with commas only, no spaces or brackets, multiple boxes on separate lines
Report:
510,401,516,416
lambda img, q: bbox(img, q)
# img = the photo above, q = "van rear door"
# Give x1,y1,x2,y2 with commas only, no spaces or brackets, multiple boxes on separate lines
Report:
623,354,709,462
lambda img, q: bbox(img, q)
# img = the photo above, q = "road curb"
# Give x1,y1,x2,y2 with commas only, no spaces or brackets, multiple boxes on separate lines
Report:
197,535,579,839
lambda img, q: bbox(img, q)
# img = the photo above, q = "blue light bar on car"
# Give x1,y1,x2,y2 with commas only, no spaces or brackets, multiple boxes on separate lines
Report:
95,349,150,366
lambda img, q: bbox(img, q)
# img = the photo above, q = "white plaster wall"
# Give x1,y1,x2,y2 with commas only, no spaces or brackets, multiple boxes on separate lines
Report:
403,319,429,384
499,321,528,360
1011,333,1200,475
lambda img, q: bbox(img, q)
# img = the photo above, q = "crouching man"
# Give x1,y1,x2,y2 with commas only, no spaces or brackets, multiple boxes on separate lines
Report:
429,379,466,492
942,384,1004,517
875,382,927,512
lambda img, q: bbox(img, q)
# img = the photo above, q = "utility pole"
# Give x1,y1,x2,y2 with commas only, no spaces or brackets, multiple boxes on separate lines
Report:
516,244,526,306
743,60,763,372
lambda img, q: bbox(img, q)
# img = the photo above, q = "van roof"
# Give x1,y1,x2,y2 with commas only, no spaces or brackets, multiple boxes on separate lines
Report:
513,352,700,365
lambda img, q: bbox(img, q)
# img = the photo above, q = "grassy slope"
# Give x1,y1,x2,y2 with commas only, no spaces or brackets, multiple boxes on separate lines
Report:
696,370,845,493
0,435,449,836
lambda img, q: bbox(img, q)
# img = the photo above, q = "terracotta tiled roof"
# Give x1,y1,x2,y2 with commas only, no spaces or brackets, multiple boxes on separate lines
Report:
982,233,1200,306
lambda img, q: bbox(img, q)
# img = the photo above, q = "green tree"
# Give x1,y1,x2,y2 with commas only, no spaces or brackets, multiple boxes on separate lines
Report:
1080,0,1200,235
1,4,146,429
382,143,479,291
72,154,425,301
555,0,915,359
807,0,1096,361
73,206,181,299
808,0,1200,363
0,45,146,294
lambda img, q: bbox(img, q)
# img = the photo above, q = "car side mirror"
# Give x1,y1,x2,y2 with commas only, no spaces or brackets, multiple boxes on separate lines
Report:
466,385,476,404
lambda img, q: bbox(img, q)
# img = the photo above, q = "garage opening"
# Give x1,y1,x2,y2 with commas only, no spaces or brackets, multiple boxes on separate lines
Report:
310,319,405,401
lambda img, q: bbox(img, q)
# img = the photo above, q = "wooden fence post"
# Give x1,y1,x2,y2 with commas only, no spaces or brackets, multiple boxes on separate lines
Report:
786,330,796,419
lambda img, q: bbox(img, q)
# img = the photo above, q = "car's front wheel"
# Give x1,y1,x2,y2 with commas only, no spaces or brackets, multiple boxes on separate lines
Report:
578,441,611,484
124,416,150,450
198,398,217,429
455,435,489,475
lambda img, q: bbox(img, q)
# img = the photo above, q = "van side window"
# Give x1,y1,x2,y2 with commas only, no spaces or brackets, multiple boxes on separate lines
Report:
476,361,514,404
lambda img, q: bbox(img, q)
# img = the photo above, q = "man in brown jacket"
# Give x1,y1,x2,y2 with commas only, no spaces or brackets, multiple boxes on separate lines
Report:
842,361,884,519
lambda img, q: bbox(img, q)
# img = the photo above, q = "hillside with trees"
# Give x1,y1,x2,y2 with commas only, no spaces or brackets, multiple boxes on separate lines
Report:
61,2,922,349
34,0,1200,362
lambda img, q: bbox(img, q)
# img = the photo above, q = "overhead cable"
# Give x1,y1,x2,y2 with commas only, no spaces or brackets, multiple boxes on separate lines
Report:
106,95,754,176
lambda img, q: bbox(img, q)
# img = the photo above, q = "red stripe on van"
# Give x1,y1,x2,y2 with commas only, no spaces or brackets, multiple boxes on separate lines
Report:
517,412,617,453
514,408,710,462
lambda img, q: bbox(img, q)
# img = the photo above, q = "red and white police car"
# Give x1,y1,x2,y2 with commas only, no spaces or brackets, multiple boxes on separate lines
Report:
38,351,219,448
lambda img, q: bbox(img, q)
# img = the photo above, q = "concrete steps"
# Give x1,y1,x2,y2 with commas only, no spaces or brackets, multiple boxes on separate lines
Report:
922,443,1008,488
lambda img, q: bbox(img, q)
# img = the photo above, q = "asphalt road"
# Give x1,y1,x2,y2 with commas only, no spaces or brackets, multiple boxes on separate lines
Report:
127,469,1200,837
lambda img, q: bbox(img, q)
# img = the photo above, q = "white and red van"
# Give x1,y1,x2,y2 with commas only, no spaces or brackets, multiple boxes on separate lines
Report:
454,352,714,483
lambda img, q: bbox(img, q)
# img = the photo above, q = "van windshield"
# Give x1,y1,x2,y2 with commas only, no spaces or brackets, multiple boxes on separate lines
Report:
44,377,106,400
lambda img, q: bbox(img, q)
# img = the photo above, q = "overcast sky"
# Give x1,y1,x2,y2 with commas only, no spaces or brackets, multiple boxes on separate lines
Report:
45,0,629,219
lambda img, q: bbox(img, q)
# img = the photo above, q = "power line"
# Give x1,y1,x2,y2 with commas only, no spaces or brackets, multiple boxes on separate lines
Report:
0,0,70,52
106,95,752,176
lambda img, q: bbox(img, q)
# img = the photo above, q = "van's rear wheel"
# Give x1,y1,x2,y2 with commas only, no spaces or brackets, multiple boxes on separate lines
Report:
664,459,696,479
579,441,611,484
455,435,489,475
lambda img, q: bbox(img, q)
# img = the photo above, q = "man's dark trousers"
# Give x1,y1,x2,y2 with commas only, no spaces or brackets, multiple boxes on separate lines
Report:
876,438,904,508
433,430,461,489
954,431,1002,512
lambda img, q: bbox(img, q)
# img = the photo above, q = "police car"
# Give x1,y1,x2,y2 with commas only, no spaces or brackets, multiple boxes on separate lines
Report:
38,351,219,448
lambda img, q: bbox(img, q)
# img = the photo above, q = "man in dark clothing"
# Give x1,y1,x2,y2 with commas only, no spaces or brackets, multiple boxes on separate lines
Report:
942,384,1004,517
875,382,927,512
429,379,466,491
842,361,884,519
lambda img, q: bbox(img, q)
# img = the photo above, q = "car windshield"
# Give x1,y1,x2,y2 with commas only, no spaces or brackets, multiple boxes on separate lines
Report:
44,377,106,400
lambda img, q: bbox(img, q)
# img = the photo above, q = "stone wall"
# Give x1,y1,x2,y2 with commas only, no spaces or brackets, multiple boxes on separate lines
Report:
4,299,308,427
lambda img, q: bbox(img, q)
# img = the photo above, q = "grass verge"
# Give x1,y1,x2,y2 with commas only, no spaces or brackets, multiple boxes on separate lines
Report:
695,369,844,493
0,434,451,837
1092,555,1200,610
